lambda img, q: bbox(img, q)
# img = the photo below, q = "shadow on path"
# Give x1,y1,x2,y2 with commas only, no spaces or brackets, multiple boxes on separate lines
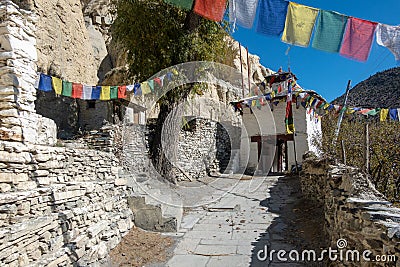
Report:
250,175,327,267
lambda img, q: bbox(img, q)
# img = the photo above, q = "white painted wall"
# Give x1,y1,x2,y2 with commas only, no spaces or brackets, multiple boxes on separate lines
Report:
239,101,321,172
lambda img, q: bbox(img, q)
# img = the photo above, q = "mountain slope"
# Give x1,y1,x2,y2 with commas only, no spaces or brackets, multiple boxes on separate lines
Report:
334,67,400,108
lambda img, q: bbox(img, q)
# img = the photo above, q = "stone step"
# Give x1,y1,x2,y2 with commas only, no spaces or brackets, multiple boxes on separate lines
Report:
121,171,183,232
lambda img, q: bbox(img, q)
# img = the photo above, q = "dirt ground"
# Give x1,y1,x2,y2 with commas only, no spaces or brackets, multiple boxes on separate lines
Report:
109,227,175,267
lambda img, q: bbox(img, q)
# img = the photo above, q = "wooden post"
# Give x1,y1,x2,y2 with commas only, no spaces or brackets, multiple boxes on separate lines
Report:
334,80,352,144
239,43,245,98
293,134,299,173
341,140,346,165
364,123,370,173
246,47,251,94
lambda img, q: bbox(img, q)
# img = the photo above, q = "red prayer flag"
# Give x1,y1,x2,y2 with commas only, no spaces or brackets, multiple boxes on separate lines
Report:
72,83,83,99
339,18,377,62
193,0,227,21
118,85,127,99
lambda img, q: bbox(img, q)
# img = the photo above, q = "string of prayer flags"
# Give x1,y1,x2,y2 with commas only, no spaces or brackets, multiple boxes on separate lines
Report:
38,74,52,92
339,18,377,62
193,0,227,22
376,24,400,61
229,0,259,29
52,77,63,95
256,0,288,36
281,2,319,47
72,83,83,99
312,10,348,53
164,0,194,10
62,81,73,97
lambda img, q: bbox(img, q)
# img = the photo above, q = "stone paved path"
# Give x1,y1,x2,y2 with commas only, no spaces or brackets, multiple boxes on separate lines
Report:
166,175,322,267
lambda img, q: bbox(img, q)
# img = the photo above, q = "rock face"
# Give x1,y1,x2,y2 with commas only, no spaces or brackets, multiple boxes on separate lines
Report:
301,158,400,266
33,0,98,84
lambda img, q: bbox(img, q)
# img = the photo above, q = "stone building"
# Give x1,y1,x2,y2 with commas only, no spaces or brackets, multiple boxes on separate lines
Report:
239,92,322,174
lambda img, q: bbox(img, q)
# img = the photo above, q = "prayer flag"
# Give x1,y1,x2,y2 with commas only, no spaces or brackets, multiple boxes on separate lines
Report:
148,80,155,92
52,77,63,95
256,0,288,36
118,86,127,99
72,83,83,99
229,0,259,29
339,17,377,62
164,0,194,10
62,80,73,97
110,86,118,99
38,74,52,92
285,83,295,134
100,86,111,100
134,83,142,96
376,23,400,61
82,85,92,100
281,2,319,47
380,108,389,121
91,86,101,100
193,0,227,22
312,10,348,53
141,82,151,95
389,108,399,121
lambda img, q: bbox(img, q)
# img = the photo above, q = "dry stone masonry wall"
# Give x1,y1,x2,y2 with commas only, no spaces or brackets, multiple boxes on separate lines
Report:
177,118,232,180
0,2,134,266
0,1,56,145
301,157,400,266
0,141,133,266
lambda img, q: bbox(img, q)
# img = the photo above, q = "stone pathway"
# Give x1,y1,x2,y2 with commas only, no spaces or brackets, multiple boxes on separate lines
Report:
166,175,323,267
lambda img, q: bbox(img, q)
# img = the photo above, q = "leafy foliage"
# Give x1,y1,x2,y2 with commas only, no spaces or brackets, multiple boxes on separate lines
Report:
317,113,400,204
112,0,235,81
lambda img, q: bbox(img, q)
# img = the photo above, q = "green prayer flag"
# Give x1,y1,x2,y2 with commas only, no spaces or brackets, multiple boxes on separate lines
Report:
312,10,348,53
110,86,118,99
62,80,72,97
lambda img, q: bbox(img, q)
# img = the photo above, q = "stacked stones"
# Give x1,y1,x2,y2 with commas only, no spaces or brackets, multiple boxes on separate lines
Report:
0,1,42,144
301,158,400,266
177,118,231,181
0,140,133,266
82,124,116,153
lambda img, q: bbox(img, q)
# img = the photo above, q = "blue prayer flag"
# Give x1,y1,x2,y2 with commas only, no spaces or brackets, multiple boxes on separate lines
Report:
91,86,101,100
256,0,288,36
38,73,53,92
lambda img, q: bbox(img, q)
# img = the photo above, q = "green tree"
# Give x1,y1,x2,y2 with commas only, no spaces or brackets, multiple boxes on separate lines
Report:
112,0,236,183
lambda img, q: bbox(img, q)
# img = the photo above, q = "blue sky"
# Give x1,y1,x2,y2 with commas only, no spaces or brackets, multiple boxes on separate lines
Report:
231,0,399,102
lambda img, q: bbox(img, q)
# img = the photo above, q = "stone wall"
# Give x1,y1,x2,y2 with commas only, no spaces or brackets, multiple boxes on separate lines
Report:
177,118,232,180
0,140,133,266
301,157,400,266
0,1,56,145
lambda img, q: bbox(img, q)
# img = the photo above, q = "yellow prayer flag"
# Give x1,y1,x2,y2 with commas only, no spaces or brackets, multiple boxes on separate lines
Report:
380,108,389,122
141,82,151,95
52,77,63,95
100,86,111,100
282,2,319,47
